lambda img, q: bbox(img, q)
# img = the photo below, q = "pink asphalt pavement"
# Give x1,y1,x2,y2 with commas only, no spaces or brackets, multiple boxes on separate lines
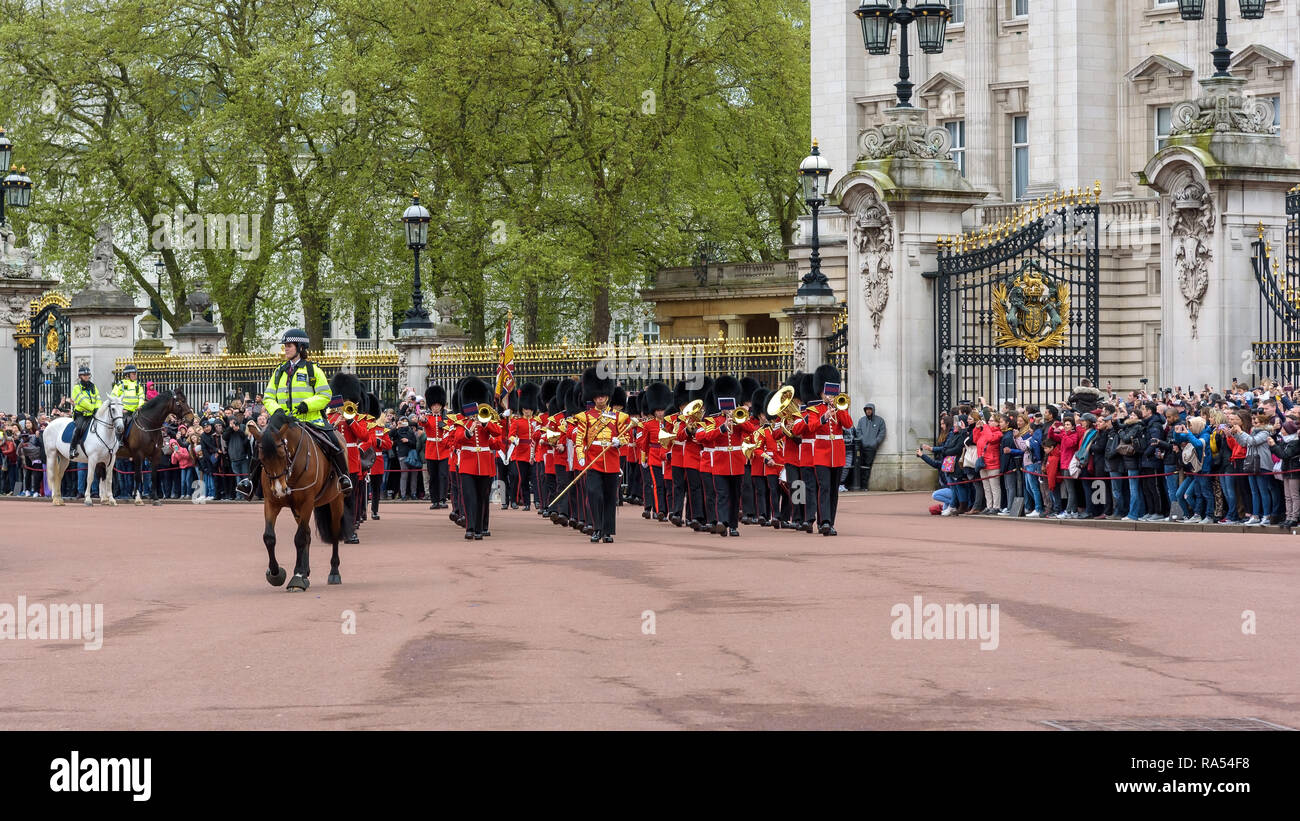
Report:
2,493,1297,730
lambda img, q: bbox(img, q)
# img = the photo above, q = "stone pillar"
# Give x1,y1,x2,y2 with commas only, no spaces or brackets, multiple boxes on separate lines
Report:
963,0,998,200
786,297,839,373
770,312,794,338
64,223,142,387
718,314,743,339
169,291,226,356
831,106,986,490
1139,77,1300,388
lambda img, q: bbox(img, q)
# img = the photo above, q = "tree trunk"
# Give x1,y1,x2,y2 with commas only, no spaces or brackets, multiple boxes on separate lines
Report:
301,233,325,347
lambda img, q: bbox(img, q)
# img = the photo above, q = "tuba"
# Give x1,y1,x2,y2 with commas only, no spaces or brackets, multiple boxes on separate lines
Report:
766,385,800,423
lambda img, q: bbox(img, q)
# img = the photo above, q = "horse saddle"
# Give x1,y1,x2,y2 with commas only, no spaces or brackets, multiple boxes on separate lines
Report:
61,424,76,444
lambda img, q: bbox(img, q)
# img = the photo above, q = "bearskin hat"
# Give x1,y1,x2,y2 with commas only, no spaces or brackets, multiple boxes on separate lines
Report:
581,366,616,402
506,387,522,413
625,392,640,416
814,364,842,396
540,379,559,407
644,382,673,414
329,372,364,404
460,377,491,410
739,376,761,406
563,378,584,416
751,388,772,419
611,385,627,408
714,375,741,406
425,383,447,408
365,393,381,419
520,382,541,413
672,380,688,411
798,372,818,404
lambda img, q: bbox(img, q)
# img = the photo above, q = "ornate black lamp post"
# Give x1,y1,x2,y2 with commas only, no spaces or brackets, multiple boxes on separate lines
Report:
797,141,834,298
854,1,952,108
0,128,34,227
400,192,434,334
1176,1,1266,78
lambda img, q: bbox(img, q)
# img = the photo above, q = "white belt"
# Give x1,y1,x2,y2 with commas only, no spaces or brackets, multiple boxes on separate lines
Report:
462,446,491,453
593,440,615,447
814,435,838,441
346,443,361,448
716,445,744,452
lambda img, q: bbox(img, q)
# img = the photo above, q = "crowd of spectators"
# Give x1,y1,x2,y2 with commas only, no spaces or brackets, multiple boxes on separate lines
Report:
918,377,1300,527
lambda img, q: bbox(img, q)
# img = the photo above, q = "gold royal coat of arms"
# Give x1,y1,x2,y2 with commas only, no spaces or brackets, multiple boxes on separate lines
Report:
991,262,1069,362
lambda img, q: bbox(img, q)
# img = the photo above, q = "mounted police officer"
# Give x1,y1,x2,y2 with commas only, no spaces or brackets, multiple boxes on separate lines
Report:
112,363,146,424
69,365,100,456
236,328,353,498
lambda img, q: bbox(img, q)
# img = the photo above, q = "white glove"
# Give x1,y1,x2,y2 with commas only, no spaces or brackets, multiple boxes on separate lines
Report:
578,457,586,467
611,437,622,447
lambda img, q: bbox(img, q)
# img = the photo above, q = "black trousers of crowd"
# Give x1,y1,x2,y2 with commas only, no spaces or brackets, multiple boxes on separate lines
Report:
859,445,878,490
427,458,447,503
713,473,743,529
586,469,619,536
460,474,492,534
814,465,840,526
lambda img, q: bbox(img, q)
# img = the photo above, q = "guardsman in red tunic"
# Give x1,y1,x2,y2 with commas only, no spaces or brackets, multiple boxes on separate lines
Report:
548,379,578,527
743,388,773,526
806,364,853,536
449,377,504,540
770,372,805,530
367,395,392,522
737,376,761,524
533,380,558,515
674,378,711,530
327,376,370,544
787,372,822,533
574,367,633,543
696,375,758,537
447,379,467,527
422,384,451,509
667,380,688,527
507,382,541,511
639,382,673,521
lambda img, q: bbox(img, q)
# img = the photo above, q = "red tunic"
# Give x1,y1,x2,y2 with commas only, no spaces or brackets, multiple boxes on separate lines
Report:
508,415,537,463
640,417,668,468
761,427,785,476
450,422,503,476
333,416,371,475
369,425,391,476
422,413,453,460
787,406,820,467
807,407,855,467
696,415,758,476
574,408,632,474
674,418,703,470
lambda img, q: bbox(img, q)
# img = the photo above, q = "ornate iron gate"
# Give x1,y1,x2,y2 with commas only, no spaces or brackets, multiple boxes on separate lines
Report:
931,191,1100,422
15,295,71,415
1250,187,1300,383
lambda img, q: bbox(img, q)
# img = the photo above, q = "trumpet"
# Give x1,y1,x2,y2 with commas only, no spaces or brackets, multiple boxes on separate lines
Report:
732,406,749,425
476,404,500,424
833,394,851,411
341,400,360,420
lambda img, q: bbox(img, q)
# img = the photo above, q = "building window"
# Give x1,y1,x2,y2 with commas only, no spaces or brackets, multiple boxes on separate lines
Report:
1269,95,1281,130
1154,106,1172,154
1013,0,1028,17
1012,115,1029,201
643,320,660,343
944,120,966,176
950,0,964,24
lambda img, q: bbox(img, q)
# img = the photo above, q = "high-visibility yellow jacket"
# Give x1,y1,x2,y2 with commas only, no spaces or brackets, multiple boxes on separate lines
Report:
112,378,146,412
262,359,332,428
72,381,101,415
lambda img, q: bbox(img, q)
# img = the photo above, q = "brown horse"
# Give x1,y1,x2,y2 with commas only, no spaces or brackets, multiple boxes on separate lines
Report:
248,414,350,592
118,389,196,506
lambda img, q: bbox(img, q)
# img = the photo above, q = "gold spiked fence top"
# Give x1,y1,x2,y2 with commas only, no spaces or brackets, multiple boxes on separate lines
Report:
116,349,398,370
429,335,794,366
12,290,70,341
937,181,1102,253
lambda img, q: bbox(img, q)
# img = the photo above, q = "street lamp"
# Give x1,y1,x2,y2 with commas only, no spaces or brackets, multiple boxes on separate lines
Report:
797,141,834,298
399,192,434,334
1176,0,1267,78
854,0,952,108
0,128,33,227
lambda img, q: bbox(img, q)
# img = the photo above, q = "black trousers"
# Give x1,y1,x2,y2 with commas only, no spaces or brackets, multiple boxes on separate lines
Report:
450,470,462,514
814,465,840,526
553,466,572,517
749,470,768,519
703,472,718,523
800,465,820,524
541,470,555,511
859,445,878,490
586,469,619,535
645,465,666,514
740,466,755,517
684,468,705,523
352,472,366,526
765,475,781,520
512,461,532,507
461,474,492,533
427,458,447,503
670,466,687,517
370,473,383,516
534,463,545,508
714,473,742,528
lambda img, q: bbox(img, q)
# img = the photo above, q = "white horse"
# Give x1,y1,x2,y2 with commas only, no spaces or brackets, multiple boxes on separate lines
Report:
42,394,125,507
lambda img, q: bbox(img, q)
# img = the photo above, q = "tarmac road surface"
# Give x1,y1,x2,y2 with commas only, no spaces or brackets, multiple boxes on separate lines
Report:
1,493,1296,730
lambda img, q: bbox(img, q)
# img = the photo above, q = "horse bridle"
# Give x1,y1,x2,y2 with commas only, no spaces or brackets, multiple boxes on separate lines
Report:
88,402,124,450
263,421,320,494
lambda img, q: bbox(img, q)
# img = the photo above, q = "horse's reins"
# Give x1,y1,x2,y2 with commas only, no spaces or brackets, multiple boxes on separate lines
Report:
264,423,321,496
87,403,123,452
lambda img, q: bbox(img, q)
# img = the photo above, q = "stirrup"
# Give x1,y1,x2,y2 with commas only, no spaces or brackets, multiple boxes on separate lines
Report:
338,475,353,492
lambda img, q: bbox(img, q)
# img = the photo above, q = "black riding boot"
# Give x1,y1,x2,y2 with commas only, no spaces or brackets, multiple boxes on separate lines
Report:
69,416,89,456
331,448,353,493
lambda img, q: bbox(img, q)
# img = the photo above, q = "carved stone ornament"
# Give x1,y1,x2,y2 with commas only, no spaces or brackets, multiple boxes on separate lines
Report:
100,325,128,339
0,295,28,324
1169,77,1275,137
88,222,117,290
1168,180,1214,339
851,192,895,349
74,324,91,339
859,106,953,162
